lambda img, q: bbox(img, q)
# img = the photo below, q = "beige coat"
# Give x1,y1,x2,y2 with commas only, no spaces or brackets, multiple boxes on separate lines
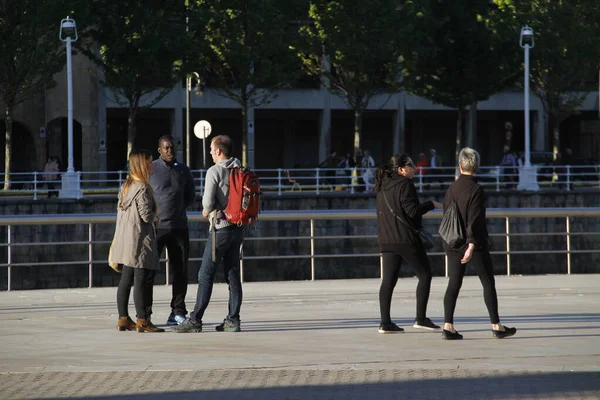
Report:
109,181,159,270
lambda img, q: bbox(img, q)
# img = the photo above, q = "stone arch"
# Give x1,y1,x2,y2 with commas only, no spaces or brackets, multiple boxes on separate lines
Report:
0,120,36,187
46,117,83,171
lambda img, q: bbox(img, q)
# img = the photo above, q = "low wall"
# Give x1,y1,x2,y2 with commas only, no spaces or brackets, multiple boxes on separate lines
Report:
1,190,599,290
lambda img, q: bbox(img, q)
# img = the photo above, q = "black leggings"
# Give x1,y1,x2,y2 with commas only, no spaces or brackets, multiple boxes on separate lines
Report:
117,266,156,320
379,246,433,324
443,249,500,324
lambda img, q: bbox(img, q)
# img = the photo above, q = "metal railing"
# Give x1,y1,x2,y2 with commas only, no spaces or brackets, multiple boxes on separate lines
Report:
1,208,599,291
2,165,599,198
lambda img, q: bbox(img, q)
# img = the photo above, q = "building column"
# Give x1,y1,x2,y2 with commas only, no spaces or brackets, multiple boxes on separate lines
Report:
97,86,107,175
533,109,546,151
392,92,406,154
80,119,99,172
318,56,332,164
466,103,477,148
173,94,184,163
247,106,255,169
318,93,331,164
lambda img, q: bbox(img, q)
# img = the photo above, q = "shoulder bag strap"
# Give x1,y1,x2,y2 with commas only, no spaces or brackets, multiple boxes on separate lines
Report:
382,190,417,233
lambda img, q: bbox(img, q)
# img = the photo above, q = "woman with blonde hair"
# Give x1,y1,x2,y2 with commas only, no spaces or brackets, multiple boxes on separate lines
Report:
109,149,163,333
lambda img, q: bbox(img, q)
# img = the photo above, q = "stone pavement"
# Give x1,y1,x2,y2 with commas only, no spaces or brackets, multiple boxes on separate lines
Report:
0,275,599,399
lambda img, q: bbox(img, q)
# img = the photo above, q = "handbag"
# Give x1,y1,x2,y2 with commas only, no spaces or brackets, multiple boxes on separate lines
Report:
382,192,434,250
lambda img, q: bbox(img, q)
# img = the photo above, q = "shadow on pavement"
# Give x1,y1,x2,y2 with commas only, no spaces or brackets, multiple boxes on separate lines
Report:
25,371,600,400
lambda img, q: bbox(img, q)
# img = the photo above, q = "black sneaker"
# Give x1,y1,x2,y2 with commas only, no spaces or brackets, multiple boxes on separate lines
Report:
378,322,404,334
172,318,202,333
442,329,463,340
215,318,241,332
413,318,441,331
492,326,517,339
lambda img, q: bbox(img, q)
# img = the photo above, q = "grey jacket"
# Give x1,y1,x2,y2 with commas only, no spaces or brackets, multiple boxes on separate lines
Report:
109,181,159,270
150,158,195,230
203,157,241,230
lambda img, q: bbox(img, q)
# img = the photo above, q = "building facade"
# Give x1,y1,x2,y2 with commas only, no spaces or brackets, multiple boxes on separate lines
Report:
2,51,599,175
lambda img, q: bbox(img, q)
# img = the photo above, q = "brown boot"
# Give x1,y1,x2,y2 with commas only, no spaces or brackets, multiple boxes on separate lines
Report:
117,316,136,331
136,318,165,333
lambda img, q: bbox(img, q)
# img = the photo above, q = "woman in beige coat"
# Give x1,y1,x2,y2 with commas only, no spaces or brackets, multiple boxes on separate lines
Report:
109,149,163,333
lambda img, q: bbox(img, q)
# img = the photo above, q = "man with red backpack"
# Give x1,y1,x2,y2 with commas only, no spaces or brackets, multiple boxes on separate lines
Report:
174,135,259,333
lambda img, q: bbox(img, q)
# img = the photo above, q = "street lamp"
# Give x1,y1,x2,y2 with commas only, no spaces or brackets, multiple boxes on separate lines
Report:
517,26,539,191
58,16,82,198
185,71,203,167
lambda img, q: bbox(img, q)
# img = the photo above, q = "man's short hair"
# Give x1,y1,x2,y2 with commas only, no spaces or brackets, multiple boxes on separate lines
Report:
211,135,233,158
158,135,174,147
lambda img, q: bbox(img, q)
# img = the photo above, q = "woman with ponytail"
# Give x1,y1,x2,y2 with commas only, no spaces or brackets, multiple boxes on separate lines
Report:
109,149,163,333
375,153,443,333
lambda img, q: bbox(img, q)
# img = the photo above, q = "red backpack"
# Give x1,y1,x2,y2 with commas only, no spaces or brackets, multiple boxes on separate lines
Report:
224,167,261,225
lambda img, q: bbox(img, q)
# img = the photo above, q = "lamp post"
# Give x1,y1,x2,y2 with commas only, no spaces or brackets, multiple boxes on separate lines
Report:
185,72,202,167
58,16,82,198
517,26,539,191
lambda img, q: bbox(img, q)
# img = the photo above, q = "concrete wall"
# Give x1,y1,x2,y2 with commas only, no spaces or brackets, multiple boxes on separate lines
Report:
1,191,600,290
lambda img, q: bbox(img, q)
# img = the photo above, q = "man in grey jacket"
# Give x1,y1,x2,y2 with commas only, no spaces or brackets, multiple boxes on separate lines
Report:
174,134,245,333
150,135,196,325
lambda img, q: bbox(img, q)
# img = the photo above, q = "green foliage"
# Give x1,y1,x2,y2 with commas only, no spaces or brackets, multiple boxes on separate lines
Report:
0,0,86,188
192,0,302,107
503,0,600,129
296,0,405,111
0,0,84,106
79,0,187,108
402,0,519,111
189,0,303,165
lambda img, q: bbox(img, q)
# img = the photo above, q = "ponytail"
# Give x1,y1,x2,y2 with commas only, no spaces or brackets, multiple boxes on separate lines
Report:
375,164,393,192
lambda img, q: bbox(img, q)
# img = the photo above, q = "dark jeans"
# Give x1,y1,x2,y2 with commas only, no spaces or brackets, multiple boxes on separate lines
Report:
117,266,156,320
444,249,500,324
156,228,190,316
190,225,245,323
379,244,433,324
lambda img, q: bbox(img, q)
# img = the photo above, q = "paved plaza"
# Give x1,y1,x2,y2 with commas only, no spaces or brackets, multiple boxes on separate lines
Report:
0,274,599,399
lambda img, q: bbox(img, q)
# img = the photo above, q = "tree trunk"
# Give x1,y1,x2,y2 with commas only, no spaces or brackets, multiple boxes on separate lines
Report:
127,106,138,159
454,108,464,179
353,108,363,160
3,106,13,190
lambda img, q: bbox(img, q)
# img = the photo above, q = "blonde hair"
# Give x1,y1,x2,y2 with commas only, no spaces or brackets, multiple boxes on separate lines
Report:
120,149,156,213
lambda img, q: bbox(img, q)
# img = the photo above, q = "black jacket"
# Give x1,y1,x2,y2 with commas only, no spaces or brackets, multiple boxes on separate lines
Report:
376,173,434,251
443,174,488,250
150,158,196,230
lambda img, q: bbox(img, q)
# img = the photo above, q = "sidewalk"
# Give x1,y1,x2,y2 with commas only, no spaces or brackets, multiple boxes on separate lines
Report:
0,275,599,399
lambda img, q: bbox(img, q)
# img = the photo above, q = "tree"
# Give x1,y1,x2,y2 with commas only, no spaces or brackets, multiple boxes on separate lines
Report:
402,0,519,164
79,0,187,158
190,0,302,166
0,0,83,190
502,0,600,156
296,0,405,159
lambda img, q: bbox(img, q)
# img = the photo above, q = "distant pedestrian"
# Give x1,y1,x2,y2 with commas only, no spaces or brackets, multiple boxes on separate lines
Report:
43,156,59,198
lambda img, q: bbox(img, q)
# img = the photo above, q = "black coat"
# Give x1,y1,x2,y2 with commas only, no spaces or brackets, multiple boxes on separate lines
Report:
376,173,434,251
442,174,489,249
